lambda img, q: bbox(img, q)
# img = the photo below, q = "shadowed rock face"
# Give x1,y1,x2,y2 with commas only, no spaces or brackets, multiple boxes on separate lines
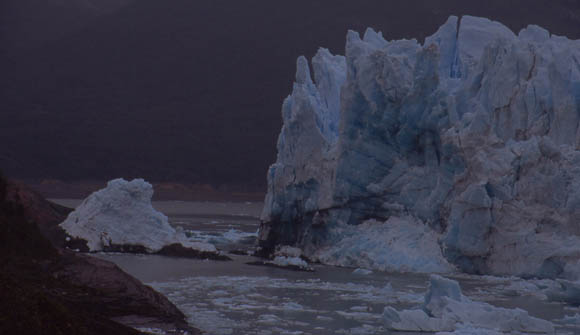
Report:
0,174,199,334
260,16,580,279
3,178,80,249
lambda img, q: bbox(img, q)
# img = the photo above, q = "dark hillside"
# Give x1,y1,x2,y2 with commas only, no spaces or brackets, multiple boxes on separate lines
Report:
0,173,198,334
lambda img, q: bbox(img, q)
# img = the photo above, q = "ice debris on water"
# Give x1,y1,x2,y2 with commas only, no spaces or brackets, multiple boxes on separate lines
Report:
272,256,309,269
260,14,580,279
352,268,373,276
554,313,580,326
60,178,216,253
383,275,555,333
544,279,580,305
185,228,258,246
270,245,312,271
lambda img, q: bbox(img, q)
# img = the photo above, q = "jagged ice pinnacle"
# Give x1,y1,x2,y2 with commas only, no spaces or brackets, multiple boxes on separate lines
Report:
260,15,580,278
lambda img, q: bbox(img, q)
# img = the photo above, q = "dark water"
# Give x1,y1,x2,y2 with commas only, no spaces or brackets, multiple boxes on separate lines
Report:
52,200,579,335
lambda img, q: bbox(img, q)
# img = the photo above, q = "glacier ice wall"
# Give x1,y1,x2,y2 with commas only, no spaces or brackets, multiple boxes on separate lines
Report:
259,15,580,278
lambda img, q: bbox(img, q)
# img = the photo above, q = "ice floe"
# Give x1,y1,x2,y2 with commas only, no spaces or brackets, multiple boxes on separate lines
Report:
383,275,555,333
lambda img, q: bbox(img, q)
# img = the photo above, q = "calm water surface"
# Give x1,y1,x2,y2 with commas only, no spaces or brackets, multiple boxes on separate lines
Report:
54,199,580,335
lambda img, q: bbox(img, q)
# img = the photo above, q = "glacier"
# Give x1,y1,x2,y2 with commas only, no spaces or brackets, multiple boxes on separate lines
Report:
259,15,580,279
60,178,216,254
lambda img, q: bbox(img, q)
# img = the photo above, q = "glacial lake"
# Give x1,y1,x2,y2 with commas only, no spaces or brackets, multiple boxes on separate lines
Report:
52,199,580,335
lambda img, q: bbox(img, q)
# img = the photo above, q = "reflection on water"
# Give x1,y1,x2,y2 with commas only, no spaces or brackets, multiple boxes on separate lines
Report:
83,200,579,335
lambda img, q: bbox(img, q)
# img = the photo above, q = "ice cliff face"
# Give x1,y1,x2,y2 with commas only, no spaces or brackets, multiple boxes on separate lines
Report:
260,15,580,279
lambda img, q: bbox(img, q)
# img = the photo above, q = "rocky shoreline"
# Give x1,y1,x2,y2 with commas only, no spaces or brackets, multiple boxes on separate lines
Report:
0,175,200,334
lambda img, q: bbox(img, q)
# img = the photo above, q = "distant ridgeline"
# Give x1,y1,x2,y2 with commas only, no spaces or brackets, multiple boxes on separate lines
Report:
259,16,580,279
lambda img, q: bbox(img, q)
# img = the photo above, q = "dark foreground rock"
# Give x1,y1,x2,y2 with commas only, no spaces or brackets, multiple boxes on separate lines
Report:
0,175,200,334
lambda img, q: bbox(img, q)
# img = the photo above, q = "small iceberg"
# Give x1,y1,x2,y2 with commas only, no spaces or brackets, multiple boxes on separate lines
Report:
383,275,554,333
248,245,313,271
59,178,228,259
352,268,373,276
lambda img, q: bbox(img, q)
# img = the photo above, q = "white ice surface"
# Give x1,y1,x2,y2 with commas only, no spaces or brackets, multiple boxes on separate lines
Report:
185,228,257,246
384,275,555,333
308,216,455,273
59,178,216,253
148,275,423,335
272,256,309,269
261,14,580,279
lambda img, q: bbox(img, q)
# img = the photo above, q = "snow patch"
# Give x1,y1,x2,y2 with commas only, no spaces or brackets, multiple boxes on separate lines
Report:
272,256,309,269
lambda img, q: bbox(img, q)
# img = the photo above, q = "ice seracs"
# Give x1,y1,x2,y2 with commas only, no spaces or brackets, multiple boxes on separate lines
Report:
306,216,455,273
383,275,555,333
60,178,216,254
259,15,580,279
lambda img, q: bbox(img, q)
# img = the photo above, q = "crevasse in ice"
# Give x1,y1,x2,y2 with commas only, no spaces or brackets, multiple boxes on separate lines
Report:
260,15,580,279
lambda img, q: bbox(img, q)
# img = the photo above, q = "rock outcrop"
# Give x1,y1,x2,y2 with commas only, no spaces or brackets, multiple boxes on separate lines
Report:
260,16,580,279
0,174,199,334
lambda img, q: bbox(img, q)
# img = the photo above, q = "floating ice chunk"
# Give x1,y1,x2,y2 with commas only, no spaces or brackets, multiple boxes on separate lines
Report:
257,314,282,325
337,310,382,322
280,302,305,311
554,313,580,326
222,228,258,242
272,256,309,269
384,275,555,333
60,178,219,255
352,268,373,275
424,274,462,305
267,245,312,270
275,245,303,258
384,306,454,332
544,279,580,305
350,305,370,312
60,178,177,252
